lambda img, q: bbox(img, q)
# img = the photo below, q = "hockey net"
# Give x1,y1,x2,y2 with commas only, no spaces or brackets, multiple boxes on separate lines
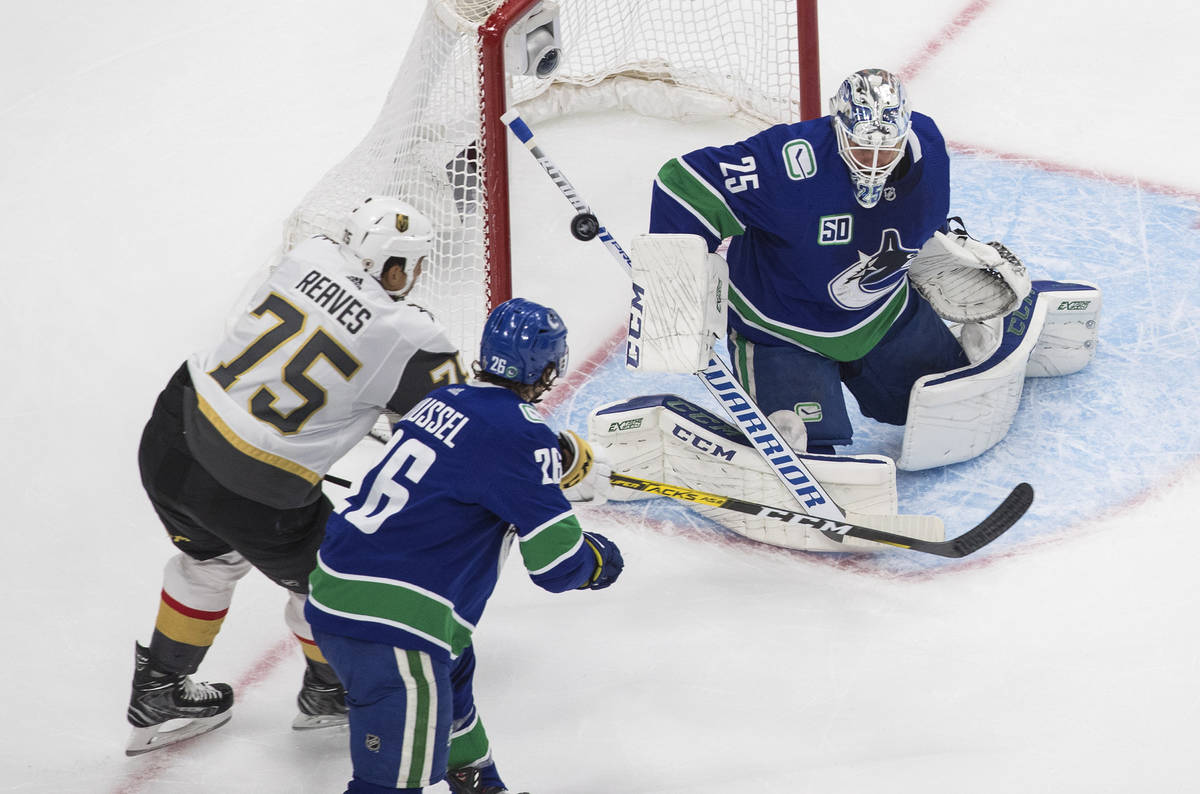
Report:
281,0,819,359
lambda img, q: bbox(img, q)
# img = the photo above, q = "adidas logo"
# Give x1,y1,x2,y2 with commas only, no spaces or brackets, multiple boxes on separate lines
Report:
347,276,364,289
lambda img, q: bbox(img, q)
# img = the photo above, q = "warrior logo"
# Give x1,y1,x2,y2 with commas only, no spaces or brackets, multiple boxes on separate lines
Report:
828,227,917,310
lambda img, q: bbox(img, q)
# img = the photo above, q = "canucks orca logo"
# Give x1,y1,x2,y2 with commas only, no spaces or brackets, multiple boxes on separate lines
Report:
828,228,917,310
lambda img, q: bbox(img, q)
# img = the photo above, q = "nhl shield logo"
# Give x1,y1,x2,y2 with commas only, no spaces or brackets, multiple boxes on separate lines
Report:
365,734,382,752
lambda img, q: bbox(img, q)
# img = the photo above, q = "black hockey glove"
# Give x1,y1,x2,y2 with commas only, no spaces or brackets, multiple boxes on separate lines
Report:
578,531,623,590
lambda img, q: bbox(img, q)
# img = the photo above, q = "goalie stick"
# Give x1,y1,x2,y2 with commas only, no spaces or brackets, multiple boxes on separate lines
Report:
610,473,1034,558
500,109,645,371
502,109,845,520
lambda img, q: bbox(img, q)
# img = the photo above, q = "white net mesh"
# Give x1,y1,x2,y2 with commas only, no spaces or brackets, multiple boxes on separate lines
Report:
282,0,805,359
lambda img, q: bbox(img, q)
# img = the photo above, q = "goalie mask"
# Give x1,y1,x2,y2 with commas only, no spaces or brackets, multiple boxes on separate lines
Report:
341,196,432,298
480,297,569,385
830,68,912,209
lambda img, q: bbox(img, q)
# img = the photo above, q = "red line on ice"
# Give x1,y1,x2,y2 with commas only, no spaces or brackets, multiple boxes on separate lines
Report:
898,0,996,82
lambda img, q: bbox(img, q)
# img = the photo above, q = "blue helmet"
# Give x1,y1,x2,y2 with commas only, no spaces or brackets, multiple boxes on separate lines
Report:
479,298,569,384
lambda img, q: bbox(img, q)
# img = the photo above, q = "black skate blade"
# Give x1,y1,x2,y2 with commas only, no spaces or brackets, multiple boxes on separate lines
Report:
125,712,232,756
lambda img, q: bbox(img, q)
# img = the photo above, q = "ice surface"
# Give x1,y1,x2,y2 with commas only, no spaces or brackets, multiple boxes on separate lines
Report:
2,2,1198,792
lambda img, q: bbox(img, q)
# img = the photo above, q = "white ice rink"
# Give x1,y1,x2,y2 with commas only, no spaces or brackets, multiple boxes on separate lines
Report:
2,1,1199,792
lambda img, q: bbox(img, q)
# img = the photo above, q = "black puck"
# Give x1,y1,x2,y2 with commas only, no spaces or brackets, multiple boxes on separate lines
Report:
570,212,600,241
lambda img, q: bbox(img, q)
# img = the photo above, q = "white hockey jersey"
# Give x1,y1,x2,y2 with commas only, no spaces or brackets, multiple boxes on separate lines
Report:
182,235,464,509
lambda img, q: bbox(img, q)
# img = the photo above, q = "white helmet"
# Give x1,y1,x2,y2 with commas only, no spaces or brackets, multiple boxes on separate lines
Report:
341,196,433,297
829,68,912,209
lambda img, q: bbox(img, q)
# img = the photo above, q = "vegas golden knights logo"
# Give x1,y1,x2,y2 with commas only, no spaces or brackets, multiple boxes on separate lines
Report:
394,213,409,232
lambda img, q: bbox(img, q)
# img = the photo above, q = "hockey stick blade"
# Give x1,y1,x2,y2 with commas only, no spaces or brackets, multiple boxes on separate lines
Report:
940,481,1034,558
609,473,1033,558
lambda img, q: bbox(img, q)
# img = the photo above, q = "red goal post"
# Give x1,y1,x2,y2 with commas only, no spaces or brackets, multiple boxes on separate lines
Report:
283,0,820,358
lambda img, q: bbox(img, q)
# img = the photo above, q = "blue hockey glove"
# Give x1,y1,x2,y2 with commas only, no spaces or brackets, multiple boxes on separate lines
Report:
579,531,623,590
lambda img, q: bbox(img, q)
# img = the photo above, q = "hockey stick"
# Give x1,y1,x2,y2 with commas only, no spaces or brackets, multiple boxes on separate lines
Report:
610,473,1034,558
501,109,845,519
501,109,645,370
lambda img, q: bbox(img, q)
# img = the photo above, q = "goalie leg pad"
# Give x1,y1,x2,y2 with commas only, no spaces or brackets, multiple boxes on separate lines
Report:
1025,280,1101,377
899,291,1050,470
588,395,929,551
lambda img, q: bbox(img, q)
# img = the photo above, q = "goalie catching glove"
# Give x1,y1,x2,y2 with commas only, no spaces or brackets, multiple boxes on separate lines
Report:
558,429,611,503
907,217,1031,322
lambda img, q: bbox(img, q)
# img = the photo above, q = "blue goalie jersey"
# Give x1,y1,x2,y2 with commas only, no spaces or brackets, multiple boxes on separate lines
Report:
305,382,597,662
650,112,951,362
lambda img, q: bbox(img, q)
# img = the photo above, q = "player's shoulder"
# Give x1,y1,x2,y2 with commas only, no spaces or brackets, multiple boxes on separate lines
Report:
376,298,453,350
910,112,946,146
459,383,556,435
284,234,343,267
275,235,360,286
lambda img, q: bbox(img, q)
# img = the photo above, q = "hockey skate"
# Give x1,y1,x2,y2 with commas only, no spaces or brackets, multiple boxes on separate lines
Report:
292,661,348,730
446,765,529,794
125,643,233,756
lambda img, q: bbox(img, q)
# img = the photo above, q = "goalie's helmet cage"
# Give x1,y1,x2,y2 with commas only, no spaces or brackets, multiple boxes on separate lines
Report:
830,68,912,208
281,0,819,356
342,196,433,285
480,297,569,384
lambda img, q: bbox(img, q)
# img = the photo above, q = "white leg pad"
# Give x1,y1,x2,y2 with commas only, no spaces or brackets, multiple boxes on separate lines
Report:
588,395,928,551
1025,280,1101,377
899,291,1050,471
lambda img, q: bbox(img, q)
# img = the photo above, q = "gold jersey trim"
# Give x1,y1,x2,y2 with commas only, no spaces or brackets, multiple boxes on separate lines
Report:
195,393,322,485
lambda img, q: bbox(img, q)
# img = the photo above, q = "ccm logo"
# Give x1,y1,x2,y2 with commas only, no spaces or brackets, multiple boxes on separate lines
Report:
671,425,736,461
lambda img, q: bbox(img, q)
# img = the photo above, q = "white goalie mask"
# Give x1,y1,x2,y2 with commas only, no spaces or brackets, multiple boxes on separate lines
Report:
340,196,433,298
830,68,912,209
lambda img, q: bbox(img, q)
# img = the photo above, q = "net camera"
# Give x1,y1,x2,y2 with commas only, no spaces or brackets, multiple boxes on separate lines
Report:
504,1,562,79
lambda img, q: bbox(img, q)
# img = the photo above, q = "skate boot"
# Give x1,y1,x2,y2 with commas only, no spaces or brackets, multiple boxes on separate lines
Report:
125,643,233,756
292,659,348,730
446,764,529,794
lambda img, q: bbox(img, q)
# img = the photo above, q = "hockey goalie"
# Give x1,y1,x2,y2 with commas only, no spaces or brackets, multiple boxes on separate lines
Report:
571,68,1099,551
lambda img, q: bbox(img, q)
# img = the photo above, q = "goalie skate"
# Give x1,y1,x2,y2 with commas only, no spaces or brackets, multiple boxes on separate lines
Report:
125,644,233,756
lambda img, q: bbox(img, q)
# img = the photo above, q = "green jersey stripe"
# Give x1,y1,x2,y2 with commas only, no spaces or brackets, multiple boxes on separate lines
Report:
728,282,910,362
519,514,584,574
309,558,474,654
656,158,745,238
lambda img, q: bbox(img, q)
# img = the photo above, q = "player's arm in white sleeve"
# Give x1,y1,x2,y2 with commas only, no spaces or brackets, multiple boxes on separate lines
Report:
383,319,468,416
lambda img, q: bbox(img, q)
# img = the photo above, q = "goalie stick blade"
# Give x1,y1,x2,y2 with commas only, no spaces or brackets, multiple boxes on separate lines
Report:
939,481,1034,558
607,474,1033,559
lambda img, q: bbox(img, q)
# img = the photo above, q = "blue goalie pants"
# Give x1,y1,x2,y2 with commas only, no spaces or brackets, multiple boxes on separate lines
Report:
730,292,968,449
314,631,501,793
